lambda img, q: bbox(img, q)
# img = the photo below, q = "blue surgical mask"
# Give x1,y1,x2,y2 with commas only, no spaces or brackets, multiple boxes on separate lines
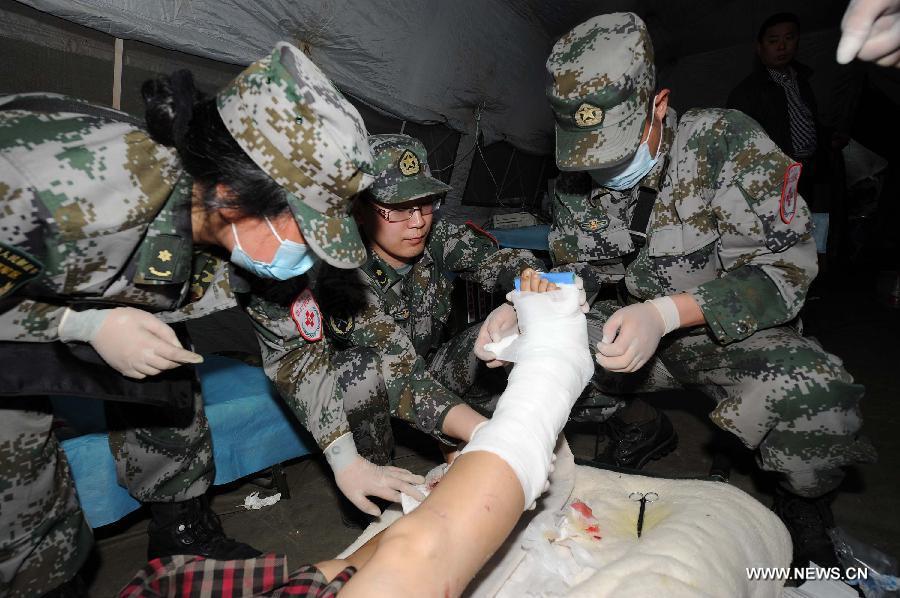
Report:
589,114,660,191
230,218,318,280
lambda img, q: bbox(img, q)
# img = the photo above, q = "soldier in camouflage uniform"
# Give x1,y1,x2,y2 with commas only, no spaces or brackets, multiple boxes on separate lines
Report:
0,42,373,596
543,13,877,567
247,133,543,518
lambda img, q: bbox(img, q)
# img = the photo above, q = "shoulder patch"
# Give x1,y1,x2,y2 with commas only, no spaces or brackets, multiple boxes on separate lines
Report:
290,288,323,342
780,162,802,225
0,242,44,299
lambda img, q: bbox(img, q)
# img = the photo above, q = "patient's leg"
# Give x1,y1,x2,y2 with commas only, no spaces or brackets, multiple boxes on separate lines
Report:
340,285,593,597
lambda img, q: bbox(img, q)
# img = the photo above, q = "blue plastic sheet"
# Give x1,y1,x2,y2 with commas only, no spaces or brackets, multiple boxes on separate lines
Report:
54,355,311,528
487,225,550,250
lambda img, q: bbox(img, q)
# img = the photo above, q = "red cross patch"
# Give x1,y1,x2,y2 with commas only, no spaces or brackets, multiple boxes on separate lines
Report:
780,162,802,225
290,288,322,342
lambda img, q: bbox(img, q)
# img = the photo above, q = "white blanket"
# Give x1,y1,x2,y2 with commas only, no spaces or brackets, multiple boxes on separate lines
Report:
337,438,791,597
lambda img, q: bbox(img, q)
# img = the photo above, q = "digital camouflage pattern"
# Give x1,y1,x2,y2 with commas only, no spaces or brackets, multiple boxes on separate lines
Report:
217,42,374,269
248,218,542,453
547,12,655,170
0,99,226,594
106,393,215,503
0,96,250,340
247,276,408,462
1,46,372,591
317,219,542,449
0,399,93,597
245,273,354,451
548,15,875,496
583,301,877,497
549,107,676,296
552,107,819,345
366,134,451,205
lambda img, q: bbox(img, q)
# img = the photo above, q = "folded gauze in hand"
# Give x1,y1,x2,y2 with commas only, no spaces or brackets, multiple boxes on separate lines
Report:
463,285,594,507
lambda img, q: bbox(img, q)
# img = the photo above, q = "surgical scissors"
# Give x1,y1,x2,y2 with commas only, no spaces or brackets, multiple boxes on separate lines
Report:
629,491,659,538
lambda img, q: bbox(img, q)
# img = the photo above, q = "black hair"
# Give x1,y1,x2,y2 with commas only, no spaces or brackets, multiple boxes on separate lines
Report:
142,69,289,218
757,12,800,42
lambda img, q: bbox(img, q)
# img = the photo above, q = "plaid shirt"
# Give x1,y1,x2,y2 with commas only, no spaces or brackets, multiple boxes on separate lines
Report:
120,554,355,598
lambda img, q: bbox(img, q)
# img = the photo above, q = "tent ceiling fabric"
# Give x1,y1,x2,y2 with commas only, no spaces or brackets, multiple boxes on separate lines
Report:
17,0,555,153
16,0,851,155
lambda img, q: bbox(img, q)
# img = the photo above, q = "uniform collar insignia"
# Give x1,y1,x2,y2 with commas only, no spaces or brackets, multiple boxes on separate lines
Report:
134,173,193,285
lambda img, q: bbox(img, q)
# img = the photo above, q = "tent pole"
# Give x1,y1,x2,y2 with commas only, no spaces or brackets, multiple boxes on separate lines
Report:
112,37,124,110
441,115,478,215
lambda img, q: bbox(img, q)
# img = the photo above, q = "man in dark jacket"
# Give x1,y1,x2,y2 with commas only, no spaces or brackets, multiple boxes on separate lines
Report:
728,12,843,267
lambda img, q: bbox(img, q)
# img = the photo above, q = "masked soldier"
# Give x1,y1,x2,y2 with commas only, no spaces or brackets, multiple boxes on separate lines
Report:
249,133,544,520
0,43,373,597
540,12,876,568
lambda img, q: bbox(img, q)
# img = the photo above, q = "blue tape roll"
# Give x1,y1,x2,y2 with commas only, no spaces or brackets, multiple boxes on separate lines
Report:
514,271,575,291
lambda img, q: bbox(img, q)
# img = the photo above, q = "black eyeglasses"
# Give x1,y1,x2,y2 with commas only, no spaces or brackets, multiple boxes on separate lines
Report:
371,200,441,223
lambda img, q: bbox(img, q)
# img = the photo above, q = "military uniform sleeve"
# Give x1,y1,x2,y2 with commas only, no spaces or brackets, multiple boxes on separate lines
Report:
550,261,624,296
430,220,543,291
243,283,351,450
0,155,68,341
688,110,817,344
320,275,462,443
0,298,67,341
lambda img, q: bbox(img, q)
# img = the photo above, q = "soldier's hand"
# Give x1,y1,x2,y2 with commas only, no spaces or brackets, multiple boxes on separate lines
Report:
595,303,666,373
837,0,900,66
324,433,425,516
337,457,426,517
475,303,518,367
59,307,203,379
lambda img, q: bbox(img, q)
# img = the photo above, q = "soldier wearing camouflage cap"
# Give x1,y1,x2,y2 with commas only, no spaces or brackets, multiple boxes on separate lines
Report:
535,12,876,569
0,42,372,596
246,133,543,519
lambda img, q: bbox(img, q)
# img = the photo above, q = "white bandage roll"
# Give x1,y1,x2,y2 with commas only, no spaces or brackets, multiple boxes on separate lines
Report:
462,286,594,508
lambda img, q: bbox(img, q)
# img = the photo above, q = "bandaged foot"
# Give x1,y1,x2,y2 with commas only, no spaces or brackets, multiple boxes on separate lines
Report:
462,285,594,508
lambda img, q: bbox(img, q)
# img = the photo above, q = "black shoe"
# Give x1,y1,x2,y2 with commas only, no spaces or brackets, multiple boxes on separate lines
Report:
338,494,374,530
773,488,839,569
594,409,677,469
337,494,391,530
40,574,87,598
147,497,263,561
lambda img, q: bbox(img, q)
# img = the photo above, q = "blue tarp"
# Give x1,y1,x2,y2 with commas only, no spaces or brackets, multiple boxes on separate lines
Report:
54,355,311,528
488,225,550,250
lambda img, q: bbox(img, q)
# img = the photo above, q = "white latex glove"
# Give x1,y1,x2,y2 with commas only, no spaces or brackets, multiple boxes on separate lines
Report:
837,0,900,66
595,298,678,373
58,307,203,379
474,302,518,368
324,433,425,517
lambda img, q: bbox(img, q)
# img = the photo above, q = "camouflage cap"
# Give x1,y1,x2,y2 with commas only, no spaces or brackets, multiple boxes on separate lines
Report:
217,42,374,269
546,12,655,171
366,134,451,205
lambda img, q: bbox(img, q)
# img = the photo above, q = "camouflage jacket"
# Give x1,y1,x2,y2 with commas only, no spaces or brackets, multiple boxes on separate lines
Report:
248,219,542,449
550,108,816,345
0,97,242,342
